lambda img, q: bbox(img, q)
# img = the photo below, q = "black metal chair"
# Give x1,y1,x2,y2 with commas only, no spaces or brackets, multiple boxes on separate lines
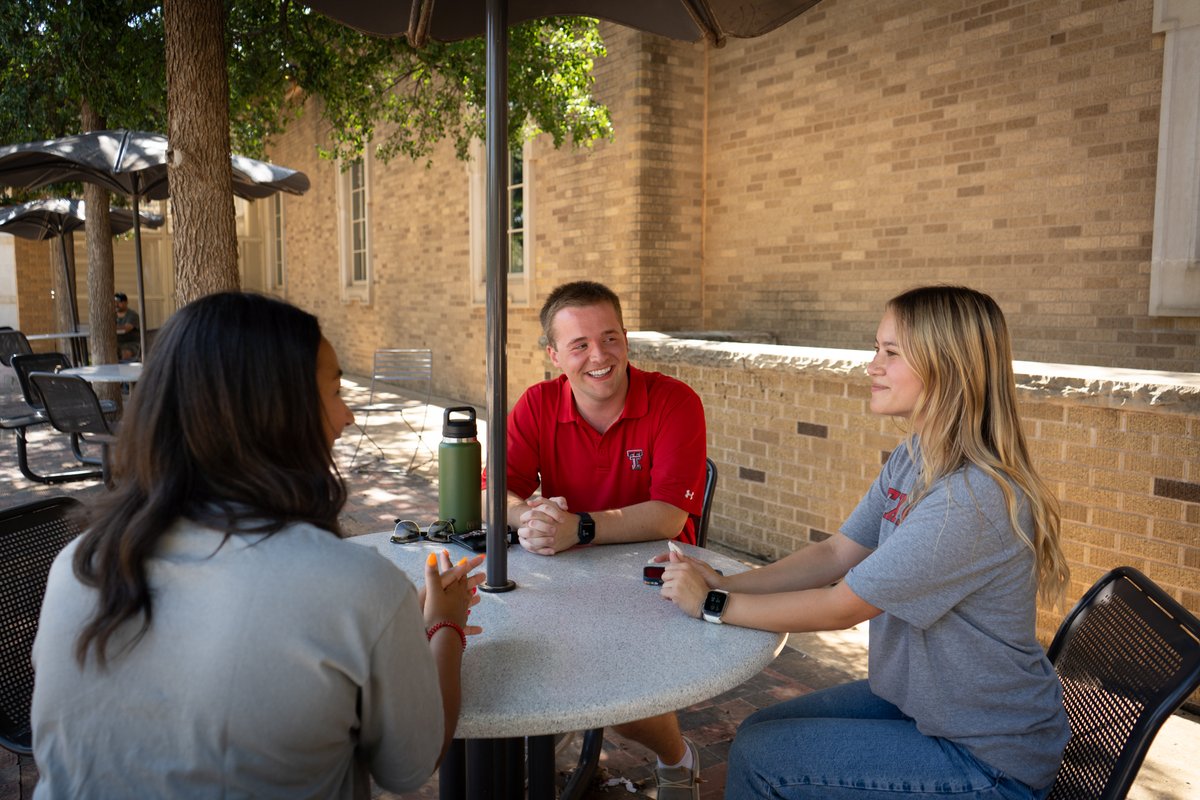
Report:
30,372,119,487
0,496,84,797
348,348,434,472
0,330,32,368
691,457,718,548
1047,566,1200,800
6,355,108,485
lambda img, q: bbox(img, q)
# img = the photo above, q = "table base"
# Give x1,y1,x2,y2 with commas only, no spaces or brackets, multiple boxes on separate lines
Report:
438,729,604,800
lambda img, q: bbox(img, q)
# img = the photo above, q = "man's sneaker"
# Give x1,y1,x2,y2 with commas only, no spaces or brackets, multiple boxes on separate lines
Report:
654,737,699,800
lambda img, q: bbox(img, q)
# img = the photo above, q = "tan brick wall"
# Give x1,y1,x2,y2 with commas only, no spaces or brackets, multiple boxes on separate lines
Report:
14,237,57,336
627,334,1200,644
262,0,1196,411
701,0,1199,371
266,26,713,407
267,103,494,404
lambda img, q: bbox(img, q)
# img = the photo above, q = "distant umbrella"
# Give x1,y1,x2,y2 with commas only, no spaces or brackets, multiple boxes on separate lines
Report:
0,130,310,357
0,198,164,331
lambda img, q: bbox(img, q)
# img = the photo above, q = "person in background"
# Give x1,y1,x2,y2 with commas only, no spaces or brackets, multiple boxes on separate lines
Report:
32,292,485,799
661,285,1070,800
114,291,140,360
501,280,708,799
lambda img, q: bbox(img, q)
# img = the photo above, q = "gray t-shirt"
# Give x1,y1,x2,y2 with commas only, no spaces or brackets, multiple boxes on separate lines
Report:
32,519,443,799
843,441,1069,790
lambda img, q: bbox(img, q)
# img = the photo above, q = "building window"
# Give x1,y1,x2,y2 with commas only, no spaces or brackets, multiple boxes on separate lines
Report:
470,139,533,306
508,149,526,276
338,156,371,303
1150,2,1200,316
271,193,286,290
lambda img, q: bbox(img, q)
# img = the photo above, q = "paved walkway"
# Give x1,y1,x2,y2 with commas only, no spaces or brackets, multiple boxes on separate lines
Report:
1,374,1196,799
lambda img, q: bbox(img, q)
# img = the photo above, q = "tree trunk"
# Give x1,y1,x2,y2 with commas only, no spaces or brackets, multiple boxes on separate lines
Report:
81,100,120,380
164,0,239,305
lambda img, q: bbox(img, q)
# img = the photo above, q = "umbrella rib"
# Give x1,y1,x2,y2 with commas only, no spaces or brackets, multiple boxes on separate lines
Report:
679,0,723,46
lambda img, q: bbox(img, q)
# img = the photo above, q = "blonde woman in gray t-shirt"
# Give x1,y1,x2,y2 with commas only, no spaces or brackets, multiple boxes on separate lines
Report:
661,285,1070,799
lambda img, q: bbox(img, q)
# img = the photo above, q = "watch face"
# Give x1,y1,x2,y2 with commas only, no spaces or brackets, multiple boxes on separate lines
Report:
704,590,728,617
577,512,596,544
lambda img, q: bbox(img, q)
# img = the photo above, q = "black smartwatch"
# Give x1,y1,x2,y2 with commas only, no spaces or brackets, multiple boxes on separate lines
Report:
702,589,730,624
576,511,596,545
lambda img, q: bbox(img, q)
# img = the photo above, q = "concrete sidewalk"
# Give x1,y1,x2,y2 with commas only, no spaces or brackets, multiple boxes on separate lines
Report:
1,373,1196,799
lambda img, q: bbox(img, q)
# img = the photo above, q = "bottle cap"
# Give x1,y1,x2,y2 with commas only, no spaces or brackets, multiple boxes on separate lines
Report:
443,406,478,438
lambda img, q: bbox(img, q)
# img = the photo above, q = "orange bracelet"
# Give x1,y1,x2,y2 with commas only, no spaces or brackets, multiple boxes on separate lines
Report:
426,620,467,651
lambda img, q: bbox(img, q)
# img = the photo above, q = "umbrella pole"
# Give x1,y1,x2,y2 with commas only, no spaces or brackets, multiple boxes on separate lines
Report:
482,0,515,593
57,233,81,332
132,193,148,361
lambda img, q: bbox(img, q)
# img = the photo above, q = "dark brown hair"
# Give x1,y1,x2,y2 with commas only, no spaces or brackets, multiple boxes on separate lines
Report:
73,292,347,666
539,281,624,348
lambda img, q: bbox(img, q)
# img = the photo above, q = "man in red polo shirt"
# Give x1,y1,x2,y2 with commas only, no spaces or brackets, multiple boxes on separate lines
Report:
504,280,707,799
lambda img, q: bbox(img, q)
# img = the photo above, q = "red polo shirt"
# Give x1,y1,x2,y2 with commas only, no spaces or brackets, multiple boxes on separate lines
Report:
502,365,707,543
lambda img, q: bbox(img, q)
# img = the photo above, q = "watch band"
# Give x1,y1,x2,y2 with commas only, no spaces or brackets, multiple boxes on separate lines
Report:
576,511,596,545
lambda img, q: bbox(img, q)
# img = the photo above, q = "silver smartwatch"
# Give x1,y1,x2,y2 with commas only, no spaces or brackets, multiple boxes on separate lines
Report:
701,589,730,624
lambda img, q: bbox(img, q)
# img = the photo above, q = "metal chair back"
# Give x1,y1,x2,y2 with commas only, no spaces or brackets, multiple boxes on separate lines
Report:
29,373,115,438
349,348,434,471
0,496,84,755
1047,566,1200,800
367,348,433,404
0,330,32,368
692,457,718,548
10,352,70,412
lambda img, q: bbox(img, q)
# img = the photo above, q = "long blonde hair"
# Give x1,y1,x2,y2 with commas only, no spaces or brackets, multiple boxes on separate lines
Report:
888,286,1069,608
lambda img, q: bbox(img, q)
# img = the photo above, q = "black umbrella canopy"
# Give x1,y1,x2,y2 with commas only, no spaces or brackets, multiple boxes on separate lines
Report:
304,0,823,589
0,130,171,200
0,130,312,359
0,198,165,333
0,130,310,202
305,0,822,45
0,198,164,239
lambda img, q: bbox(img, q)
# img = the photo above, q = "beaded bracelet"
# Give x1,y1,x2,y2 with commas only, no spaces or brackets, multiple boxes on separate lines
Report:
426,620,467,651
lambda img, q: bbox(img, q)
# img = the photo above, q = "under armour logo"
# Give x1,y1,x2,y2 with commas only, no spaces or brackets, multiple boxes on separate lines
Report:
627,449,644,470
685,490,695,500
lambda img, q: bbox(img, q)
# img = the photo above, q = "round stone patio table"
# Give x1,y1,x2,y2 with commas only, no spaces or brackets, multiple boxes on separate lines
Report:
353,531,787,799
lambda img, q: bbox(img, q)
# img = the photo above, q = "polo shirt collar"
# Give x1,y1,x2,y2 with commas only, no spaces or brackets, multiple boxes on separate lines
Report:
557,365,649,424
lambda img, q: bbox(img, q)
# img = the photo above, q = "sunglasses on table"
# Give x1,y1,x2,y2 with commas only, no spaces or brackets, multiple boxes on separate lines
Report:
390,518,456,544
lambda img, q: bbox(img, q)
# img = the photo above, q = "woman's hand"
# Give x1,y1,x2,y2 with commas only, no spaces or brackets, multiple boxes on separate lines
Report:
422,549,485,636
660,550,720,618
651,549,726,590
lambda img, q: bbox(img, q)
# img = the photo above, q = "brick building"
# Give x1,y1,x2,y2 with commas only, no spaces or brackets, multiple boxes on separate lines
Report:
6,0,1198,627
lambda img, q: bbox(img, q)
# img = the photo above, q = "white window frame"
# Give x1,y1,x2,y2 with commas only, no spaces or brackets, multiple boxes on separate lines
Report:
469,138,533,306
337,154,372,304
269,193,286,292
1150,0,1200,316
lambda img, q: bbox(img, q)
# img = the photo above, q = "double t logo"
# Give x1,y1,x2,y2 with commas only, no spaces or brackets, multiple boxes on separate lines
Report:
882,488,908,524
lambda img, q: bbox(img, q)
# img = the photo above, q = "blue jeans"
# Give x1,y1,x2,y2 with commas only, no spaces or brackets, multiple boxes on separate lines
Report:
725,680,1049,800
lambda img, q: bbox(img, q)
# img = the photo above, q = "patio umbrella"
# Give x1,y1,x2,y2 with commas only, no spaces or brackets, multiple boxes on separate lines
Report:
0,129,311,358
305,0,824,590
0,198,164,331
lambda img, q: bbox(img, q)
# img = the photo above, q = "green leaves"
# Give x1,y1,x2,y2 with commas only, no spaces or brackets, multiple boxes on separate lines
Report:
265,6,612,164
0,1,611,169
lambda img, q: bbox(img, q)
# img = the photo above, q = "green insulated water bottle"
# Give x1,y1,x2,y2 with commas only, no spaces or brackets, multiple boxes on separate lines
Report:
438,406,482,533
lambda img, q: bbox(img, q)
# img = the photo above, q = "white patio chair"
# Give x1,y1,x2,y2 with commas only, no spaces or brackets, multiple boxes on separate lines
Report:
348,348,434,473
